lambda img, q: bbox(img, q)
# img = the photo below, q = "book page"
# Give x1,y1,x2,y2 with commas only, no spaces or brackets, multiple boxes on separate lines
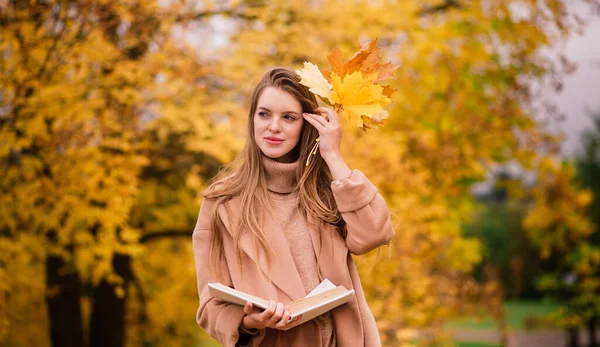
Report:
305,278,336,298
280,286,354,330
288,286,352,317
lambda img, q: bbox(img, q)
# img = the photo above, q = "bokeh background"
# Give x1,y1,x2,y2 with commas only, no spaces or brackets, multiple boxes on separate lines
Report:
1,1,600,346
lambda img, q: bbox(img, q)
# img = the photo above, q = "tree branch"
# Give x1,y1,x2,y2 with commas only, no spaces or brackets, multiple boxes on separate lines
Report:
417,0,463,16
175,7,257,22
35,0,70,81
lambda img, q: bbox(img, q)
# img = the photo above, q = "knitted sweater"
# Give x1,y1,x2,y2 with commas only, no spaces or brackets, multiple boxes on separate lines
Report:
262,156,336,347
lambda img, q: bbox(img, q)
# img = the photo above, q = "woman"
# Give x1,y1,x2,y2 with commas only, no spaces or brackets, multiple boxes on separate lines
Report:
192,68,394,347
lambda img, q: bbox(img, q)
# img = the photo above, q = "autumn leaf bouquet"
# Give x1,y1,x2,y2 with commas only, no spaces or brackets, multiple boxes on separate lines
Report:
295,39,399,166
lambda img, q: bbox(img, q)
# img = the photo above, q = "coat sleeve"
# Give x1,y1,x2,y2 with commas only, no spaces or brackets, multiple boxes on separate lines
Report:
192,198,266,346
330,170,395,255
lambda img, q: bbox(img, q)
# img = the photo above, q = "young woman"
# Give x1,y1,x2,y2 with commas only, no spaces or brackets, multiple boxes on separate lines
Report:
192,68,394,347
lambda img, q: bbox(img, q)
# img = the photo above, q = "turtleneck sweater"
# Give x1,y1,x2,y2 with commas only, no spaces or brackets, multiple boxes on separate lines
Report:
261,156,336,347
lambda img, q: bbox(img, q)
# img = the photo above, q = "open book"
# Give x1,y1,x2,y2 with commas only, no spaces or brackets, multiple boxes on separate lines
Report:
207,279,354,330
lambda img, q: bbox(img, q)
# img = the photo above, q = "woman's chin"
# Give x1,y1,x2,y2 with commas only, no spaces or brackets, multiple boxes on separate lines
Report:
262,151,279,159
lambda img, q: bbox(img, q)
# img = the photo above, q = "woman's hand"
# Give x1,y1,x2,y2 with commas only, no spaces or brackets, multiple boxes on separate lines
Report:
241,301,301,331
302,107,352,181
302,107,342,162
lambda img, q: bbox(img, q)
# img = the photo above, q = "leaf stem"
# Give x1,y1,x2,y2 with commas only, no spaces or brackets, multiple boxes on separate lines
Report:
305,138,320,167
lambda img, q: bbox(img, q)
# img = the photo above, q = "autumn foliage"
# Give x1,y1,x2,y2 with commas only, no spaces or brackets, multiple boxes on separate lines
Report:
296,40,399,130
0,0,597,346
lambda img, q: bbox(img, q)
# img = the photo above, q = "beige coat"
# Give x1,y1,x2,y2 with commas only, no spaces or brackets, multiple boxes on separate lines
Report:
192,170,395,346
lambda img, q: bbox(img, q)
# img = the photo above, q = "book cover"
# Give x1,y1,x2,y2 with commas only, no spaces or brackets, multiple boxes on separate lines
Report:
207,279,355,330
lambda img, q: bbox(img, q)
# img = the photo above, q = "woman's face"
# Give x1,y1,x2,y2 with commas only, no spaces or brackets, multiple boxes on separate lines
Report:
253,87,304,163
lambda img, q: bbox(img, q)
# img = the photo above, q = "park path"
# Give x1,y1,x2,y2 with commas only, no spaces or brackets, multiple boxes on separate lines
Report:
453,328,600,347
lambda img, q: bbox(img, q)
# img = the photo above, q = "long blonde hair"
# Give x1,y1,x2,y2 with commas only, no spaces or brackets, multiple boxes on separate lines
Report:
203,68,346,274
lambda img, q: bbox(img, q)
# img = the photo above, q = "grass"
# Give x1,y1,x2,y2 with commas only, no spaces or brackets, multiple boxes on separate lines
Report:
446,299,560,331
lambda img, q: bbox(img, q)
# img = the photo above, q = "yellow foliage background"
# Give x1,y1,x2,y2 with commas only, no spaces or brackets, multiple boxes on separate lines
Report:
0,0,596,346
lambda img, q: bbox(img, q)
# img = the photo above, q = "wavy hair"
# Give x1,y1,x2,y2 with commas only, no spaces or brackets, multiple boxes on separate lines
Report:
203,68,346,275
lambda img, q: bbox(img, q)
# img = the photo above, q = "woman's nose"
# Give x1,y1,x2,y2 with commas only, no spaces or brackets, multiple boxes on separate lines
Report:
268,117,281,132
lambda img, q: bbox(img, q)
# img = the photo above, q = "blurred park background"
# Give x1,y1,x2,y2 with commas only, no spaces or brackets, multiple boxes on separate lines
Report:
2,0,600,346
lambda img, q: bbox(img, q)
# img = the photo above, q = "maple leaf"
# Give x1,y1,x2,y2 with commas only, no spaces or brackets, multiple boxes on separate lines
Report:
361,110,389,131
382,85,395,98
331,71,392,129
322,39,400,83
295,62,334,105
324,46,344,80
298,40,398,132
298,39,399,167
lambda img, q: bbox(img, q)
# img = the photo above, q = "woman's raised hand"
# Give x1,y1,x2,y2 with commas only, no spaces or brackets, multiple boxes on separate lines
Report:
241,300,301,331
302,107,352,181
302,107,342,162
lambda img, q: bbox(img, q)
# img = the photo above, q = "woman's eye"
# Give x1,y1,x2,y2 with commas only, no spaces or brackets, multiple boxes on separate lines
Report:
258,112,268,117
284,115,296,121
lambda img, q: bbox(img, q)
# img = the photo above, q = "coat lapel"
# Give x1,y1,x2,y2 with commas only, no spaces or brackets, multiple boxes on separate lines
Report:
307,216,354,291
219,200,306,302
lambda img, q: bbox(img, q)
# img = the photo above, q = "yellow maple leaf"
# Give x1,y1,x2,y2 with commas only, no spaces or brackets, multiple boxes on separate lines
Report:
295,62,334,104
331,71,391,129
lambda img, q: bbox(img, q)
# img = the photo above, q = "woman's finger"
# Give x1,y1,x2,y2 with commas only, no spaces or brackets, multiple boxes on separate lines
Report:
303,112,329,126
267,302,285,327
314,107,339,125
303,113,327,133
284,314,303,329
275,308,291,329
243,302,253,315
303,112,329,128
259,300,277,322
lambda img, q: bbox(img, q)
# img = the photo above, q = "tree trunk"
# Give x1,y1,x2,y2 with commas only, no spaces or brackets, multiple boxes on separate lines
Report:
567,326,579,347
589,315,598,347
46,255,84,347
90,254,132,347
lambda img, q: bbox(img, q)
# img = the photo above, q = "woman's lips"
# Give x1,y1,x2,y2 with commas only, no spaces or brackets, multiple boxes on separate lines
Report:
265,137,283,145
